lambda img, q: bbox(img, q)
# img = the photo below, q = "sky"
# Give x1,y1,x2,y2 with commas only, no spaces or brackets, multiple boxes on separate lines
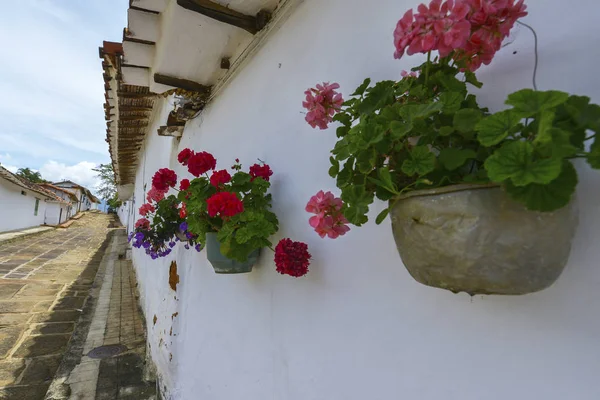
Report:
0,0,128,192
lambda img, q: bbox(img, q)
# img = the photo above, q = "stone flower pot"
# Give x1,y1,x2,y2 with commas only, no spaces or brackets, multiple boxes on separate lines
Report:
390,184,578,295
205,233,260,274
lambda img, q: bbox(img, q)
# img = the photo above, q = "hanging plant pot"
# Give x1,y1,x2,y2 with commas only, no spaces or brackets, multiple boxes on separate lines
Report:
205,233,260,274
390,184,579,295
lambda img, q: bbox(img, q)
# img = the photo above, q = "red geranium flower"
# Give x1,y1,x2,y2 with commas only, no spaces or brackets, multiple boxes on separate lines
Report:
179,202,187,219
152,168,177,192
146,188,165,203
180,179,190,191
249,163,273,182
206,192,244,218
210,169,232,188
274,239,311,277
178,148,194,166
188,151,217,177
135,218,151,230
138,203,155,217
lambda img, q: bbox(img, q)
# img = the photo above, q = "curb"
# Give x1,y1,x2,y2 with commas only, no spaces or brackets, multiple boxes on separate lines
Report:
0,227,55,245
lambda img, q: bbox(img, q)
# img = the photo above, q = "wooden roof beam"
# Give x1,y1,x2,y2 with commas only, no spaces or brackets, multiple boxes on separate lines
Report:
118,105,154,111
176,0,271,35
117,91,155,98
154,73,211,94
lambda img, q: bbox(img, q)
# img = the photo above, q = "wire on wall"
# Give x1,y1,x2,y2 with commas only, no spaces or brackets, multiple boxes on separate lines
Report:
517,21,539,91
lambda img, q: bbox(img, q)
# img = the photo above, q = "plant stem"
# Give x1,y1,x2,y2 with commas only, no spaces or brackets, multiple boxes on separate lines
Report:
584,135,596,141
425,51,431,85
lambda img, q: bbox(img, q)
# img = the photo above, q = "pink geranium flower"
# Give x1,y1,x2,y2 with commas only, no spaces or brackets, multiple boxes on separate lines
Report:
302,82,344,130
393,0,527,71
146,188,165,203
305,190,350,239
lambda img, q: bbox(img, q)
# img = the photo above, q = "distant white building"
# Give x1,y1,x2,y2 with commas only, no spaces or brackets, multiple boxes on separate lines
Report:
0,165,71,231
52,181,101,212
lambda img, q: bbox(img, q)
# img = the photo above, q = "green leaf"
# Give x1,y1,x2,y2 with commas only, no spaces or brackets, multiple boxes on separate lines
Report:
506,89,569,116
439,92,464,113
356,148,378,174
333,113,352,126
336,157,355,187
433,71,466,93
329,156,340,178
504,161,577,212
357,80,396,115
341,185,374,226
533,110,556,145
453,108,482,133
336,126,350,138
401,146,436,176
235,227,252,244
476,109,525,146
535,128,578,158
375,208,390,225
438,148,477,171
484,141,562,186
439,126,454,136
390,120,413,139
363,120,386,145
370,167,398,194
565,95,600,132
403,102,444,120
351,78,371,96
587,139,600,169
464,70,483,88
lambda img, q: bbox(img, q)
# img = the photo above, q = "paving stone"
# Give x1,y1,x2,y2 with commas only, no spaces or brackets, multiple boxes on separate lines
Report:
0,383,50,400
53,296,86,311
30,322,75,335
30,310,81,323
0,283,26,299
0,326,25,358
0,313,31,327
12,334,71,358
19,354,62,383
0,359,26,386
0,301,37,313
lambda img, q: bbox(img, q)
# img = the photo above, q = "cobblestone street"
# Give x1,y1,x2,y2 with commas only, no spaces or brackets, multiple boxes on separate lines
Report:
0,213,154,399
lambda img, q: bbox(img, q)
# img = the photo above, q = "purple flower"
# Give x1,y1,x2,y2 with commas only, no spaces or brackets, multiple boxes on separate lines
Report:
179,222,188,232
128,232,134,242
135,232,145,241
184,244,190,250
195,244,203,252
169,241,176,248
142,241,151,249
185,232,193,239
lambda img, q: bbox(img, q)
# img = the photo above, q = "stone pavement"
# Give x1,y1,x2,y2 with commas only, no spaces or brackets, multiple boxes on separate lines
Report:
0,213,155,399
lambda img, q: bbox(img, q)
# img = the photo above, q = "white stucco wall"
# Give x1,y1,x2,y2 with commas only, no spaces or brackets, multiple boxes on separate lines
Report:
44,202,69,226
127,1,600,399
0,180,48,232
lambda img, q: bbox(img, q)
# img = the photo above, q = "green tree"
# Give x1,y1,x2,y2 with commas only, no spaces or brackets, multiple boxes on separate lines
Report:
93,163,122,211
93,163,117,200
16,168,46,183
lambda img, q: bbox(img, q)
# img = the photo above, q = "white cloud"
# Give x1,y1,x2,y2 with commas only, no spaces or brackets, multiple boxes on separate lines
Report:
40,160,101,192
0,153,18,173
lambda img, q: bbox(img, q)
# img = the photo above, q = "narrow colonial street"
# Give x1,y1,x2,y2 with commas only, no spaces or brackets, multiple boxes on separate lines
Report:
0,213,155,399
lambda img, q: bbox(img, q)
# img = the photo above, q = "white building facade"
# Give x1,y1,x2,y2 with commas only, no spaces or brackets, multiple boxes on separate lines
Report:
0,166,61,231
105,1,600,399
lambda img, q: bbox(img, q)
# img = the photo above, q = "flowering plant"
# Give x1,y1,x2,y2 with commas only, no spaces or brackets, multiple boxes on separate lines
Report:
132,156,311,276
303,0,600,230
130,169,203,258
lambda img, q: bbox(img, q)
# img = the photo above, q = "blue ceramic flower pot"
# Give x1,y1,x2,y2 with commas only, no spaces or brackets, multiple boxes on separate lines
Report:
205,233,260,274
